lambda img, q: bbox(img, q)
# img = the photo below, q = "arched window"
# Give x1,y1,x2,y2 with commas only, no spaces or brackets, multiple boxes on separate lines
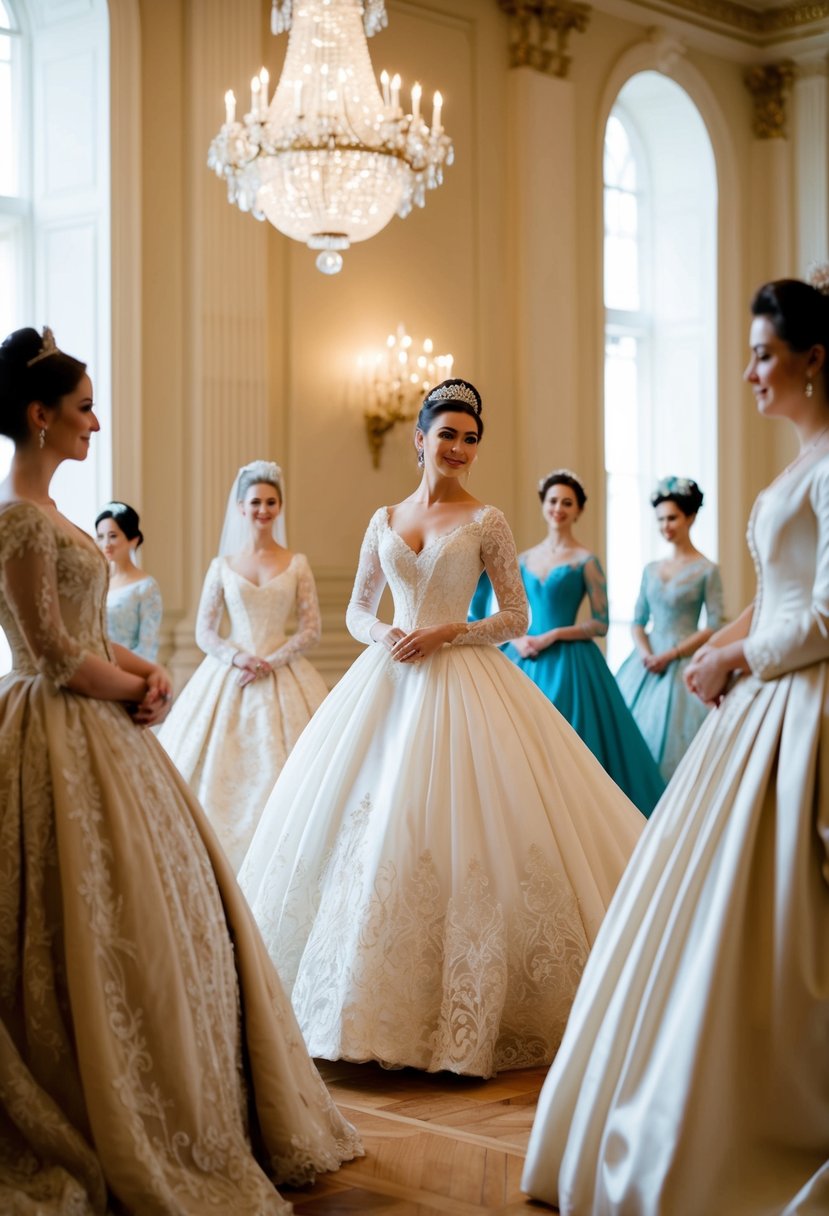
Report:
603,73,718,668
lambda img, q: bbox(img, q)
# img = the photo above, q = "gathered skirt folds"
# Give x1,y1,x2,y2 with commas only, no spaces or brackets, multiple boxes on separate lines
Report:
522,667,829,1215
0,673,361,1216
239,642,645,1080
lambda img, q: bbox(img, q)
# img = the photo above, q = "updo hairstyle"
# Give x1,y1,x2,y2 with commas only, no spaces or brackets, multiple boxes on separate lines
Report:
538,470,587,511
237,467,282,504
416,378,484,440
95,502,144,547
650,477,704,517
751,278,829,388
0,327,87,443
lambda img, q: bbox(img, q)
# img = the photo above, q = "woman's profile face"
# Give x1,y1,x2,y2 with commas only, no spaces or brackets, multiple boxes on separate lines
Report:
238,482,282,532
655,500,693,545
418,410,480,476
542,483,580,527
96,516,133,563
744,316,814,420
37,373,99,461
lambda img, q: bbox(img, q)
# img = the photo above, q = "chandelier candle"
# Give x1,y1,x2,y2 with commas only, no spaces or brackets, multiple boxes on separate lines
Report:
208,0,454,275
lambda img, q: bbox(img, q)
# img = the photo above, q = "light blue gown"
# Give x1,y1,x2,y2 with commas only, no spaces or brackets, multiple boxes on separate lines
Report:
616,558,724,781
470,557,664,817
105,575,163,661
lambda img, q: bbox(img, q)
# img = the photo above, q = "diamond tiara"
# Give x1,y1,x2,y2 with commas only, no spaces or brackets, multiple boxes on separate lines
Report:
26,326,60,367
424,383,480,414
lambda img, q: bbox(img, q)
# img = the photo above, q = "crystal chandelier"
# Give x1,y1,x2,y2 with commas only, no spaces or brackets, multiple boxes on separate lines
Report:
359,324,454,466
208,0,454,275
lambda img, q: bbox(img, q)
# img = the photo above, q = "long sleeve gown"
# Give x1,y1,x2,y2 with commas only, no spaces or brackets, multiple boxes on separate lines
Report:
239,505,645,1079
522,453,829,1214
0,501,360,1215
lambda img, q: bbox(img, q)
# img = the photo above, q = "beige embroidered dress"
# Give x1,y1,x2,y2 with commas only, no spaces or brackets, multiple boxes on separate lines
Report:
239,506,645,1078
0,501,360,1215
159,555,328,872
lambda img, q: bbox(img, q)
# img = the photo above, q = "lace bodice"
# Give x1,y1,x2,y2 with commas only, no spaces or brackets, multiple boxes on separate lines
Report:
196,555,322,668
346,505,528,646
0,500,110,689
744,451,829,679
106,576,162,661
633,558,724,649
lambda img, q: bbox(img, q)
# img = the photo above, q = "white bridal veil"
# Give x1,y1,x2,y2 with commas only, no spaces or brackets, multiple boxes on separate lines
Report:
218,460,288,555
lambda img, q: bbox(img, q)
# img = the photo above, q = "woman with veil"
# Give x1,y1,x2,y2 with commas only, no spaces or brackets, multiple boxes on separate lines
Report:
159,461,328,871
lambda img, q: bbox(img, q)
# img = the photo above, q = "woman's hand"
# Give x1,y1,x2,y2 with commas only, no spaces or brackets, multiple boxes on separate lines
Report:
643,650,673,675
512,635,540,659
684,644,729,706
389,624,455,664
232,651,272,687
130,665,173,726
375,624,406,652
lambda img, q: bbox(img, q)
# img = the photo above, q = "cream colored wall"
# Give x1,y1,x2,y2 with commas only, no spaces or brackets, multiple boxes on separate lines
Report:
128,0,824,684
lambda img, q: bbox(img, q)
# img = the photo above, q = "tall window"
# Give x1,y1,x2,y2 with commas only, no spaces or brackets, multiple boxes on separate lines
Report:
603,74,718,668
0,0,27,481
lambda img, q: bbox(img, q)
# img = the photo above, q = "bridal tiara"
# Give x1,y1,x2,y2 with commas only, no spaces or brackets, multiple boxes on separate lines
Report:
424,383,481,414
26,326,60,367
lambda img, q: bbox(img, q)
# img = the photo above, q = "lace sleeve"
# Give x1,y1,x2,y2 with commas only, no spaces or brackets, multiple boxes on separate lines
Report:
454,508,528,646
704,564,725,630
135,578,163,662
0,502,86,690
195,559,237,664
580,556,609,639
745,465,829,679
265,555,322,668
345,510,388,644
632,569,650,628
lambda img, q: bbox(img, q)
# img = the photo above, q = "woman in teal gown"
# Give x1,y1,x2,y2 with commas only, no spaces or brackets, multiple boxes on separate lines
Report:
470,471,664,816
616,477,724,781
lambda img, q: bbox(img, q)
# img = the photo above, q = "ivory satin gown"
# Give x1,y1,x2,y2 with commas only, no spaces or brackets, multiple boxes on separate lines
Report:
522,453,829,1215
239,506,645,1078
0,502,360,1214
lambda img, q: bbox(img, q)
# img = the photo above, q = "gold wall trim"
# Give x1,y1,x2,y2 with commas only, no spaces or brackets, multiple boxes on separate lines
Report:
497,0,592,78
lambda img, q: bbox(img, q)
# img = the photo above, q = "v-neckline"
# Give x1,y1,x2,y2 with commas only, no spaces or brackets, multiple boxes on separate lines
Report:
383,506,487,557
225,553,297,589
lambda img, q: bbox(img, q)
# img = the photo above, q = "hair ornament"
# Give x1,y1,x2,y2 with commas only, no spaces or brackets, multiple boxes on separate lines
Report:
237,459,284,495
653,475,694,499
424,382,481,415
102,500,130,515
26,326,61,367
538,467,585,496
807,262,829,298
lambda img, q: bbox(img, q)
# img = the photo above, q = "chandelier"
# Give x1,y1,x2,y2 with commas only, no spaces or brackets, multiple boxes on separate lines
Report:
208,0,454,275
359,324,454,466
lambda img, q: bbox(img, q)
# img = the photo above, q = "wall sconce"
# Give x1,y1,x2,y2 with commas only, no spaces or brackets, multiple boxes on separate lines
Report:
359,324,454,468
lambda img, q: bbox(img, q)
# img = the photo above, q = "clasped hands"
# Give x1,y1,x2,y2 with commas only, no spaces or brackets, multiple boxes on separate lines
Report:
512,630,560,660
683,643,730,707
379,623,455,663
232,650,273,687
131,667,174,727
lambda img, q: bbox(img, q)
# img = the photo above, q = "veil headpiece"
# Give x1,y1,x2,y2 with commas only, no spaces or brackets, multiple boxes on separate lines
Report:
218,460,287,556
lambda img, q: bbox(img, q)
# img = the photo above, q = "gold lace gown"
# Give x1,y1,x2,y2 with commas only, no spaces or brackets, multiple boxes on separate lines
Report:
239,506,645,1079
158,556,328,872
0,501,361,1215
522,453,829,1214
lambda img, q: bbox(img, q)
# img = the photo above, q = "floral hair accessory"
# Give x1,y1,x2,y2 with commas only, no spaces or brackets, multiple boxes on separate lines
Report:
537,468,585,496
26,326,61,367
424,382,481,415
807,262,829,297
653,475,694,498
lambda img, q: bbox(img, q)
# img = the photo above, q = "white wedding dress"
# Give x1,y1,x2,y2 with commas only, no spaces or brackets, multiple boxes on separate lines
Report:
522,452,829,1214
239,505,645,1078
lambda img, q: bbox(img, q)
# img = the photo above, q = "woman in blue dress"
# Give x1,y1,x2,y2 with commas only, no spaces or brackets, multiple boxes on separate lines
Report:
616,476,724,781
95,501,163,660
470,470,664,816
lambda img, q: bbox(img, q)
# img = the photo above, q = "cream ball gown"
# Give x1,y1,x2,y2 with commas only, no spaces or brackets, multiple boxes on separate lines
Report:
239,505,646,1079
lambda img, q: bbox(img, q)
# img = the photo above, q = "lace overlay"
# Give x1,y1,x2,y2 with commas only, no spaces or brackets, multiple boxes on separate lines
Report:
160,554,328,871
105,576,162,661
0,501,360,1212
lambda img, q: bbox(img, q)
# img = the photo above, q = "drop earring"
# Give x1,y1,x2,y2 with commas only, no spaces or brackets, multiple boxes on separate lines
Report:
38,428,46,449
806,378,814,399
417,449,424,468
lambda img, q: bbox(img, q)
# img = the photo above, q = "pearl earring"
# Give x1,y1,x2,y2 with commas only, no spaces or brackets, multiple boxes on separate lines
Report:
806,378,814,399
38,428,46,449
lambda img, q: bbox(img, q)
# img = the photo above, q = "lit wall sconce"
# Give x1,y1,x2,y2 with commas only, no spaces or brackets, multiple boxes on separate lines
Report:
359,324,454,468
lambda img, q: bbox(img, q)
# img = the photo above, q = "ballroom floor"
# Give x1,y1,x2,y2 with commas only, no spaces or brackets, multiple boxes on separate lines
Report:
284,1060,549,1214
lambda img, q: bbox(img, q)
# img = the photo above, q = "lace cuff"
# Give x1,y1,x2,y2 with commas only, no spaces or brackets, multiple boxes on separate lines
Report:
0,502,87,690
453,508,528,646
265,555,322,668
346,510,387,644
195,559,237,664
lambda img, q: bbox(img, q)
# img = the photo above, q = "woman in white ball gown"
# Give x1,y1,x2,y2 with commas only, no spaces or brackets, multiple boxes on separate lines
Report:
239,379,645,1079
522,276,829,1215
0,327,359,1213
159,461,328,871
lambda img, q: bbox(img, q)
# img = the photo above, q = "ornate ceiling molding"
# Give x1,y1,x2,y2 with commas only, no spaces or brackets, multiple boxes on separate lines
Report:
639,0,829,37
497,0,592,78
744,59,796,136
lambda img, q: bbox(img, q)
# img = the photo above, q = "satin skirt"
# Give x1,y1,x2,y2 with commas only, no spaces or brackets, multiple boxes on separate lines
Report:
522,667,829,1215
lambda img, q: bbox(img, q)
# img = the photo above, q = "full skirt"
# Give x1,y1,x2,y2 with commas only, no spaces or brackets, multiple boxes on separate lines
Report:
0,673,360,1215
522,667,829,1215
239,643,645,1079
616,649,711,782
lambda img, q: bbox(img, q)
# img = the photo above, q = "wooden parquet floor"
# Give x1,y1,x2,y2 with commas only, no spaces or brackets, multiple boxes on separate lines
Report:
282,1060,550,1215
